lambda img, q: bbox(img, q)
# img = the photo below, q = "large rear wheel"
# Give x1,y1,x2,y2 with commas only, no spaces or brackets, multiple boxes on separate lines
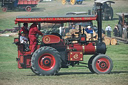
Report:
31,46,61,76
92,54,113,74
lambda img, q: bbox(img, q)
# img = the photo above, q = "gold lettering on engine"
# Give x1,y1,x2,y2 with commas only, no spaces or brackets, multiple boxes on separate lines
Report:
73,54,79,59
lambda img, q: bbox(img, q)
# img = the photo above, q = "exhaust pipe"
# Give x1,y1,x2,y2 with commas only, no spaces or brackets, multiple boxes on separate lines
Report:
96,2,103,43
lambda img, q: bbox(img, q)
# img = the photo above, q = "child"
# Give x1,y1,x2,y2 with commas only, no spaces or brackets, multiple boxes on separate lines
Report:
20,31,30,51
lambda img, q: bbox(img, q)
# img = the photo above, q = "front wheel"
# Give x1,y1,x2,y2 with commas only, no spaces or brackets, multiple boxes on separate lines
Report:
88,55,95,73
31,46,61,75
25,6,32,12
2,7,7,12
92,54,113,74
77,1,83,4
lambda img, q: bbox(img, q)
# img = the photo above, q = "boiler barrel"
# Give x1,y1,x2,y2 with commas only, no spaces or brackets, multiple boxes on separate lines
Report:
67,42,106,55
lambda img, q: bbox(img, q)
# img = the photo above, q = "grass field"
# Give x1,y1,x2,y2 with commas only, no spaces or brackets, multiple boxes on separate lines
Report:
0,0,128,85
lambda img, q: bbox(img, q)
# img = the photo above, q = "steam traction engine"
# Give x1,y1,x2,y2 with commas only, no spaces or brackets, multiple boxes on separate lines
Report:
14,2,113,75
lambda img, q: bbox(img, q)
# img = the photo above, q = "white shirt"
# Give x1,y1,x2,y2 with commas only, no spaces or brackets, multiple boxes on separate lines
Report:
20,36,28,43
59,27,64,35
105,26,112,31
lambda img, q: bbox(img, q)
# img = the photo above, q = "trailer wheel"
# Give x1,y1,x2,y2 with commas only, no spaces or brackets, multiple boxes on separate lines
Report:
2,7,7,12
25,6,32,12
62,0,66,5
88,55,95,73
92,54,113,74
31,46,61,76
70,0,76,5
108,7,113,20
77,1,83,4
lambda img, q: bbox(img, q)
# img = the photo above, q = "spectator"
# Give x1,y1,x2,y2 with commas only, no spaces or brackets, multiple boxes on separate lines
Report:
123,23,127,39
105,25,112,37
113,25,119,37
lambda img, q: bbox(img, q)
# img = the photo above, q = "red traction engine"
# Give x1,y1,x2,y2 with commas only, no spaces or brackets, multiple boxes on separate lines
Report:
1,0,39,12
14,2,113,75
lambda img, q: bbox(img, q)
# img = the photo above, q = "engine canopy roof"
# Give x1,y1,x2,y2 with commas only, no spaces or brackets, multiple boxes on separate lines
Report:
15,15,97,24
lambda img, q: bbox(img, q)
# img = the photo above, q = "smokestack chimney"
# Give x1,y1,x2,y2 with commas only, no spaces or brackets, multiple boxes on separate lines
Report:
96,2,103,43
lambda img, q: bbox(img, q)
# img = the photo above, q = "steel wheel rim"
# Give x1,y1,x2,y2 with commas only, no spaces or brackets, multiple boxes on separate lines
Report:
96,58,110,72
2,7,7,12
26,7,31,12
38,53,56,71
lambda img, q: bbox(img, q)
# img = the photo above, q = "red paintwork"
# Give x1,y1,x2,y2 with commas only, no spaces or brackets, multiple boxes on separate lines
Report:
15,16,97,24
84,43,95,54
68,43,95,55
14,38,19,43
17,43,40,69
18,0,38,5
29,23,43,53
38,53,56,71
2,7,7,12
81,37,85,41
96,58,110,72
68,51,83,61
42,35,60,44
15,15,97,69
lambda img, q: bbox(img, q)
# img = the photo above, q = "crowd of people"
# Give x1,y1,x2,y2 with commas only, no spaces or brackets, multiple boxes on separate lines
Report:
58,23,127,38
106,23,127,38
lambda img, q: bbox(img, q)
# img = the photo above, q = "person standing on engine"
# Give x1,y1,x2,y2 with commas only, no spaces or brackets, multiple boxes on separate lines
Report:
29,23,43,55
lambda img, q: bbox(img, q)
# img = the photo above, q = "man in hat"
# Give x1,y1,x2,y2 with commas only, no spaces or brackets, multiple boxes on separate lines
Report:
85,26,93,40
29,23,43,55
85,26,93,34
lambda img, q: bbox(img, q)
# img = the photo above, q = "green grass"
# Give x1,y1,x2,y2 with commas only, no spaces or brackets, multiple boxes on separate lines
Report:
0,18,16,30
0,37,128,85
